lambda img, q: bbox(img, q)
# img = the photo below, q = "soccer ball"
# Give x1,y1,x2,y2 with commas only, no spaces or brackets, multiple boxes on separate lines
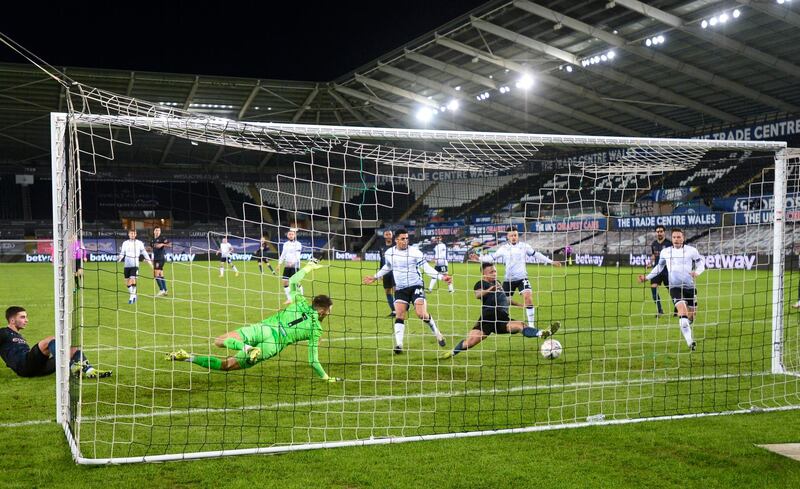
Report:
540,339,562,359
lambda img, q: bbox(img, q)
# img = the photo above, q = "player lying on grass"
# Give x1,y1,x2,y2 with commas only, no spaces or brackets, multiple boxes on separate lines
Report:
166,259,341,382
441,263,560,359
1,306,111,378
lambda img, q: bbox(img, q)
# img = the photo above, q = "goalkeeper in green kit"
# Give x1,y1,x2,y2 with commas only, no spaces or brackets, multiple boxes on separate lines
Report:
166,259,341,382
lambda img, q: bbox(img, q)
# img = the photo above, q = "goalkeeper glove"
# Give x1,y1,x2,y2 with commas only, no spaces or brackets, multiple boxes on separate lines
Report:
323,375,343,383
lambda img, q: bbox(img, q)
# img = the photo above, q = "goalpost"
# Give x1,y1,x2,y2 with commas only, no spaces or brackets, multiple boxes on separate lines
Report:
50,85,799,464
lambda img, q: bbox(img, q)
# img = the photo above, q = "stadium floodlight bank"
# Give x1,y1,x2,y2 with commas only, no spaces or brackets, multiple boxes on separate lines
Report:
51,97,799,464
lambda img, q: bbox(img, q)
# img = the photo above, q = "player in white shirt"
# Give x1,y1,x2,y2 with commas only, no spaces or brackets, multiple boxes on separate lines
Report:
363,229,452,354
428,236,454,293
216,237,239,278
471,228,561,329
278,228,304,304
639,228,705,351
117,229,153,304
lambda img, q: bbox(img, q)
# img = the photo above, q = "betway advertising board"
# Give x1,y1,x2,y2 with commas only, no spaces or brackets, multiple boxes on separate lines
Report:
626,253,764,270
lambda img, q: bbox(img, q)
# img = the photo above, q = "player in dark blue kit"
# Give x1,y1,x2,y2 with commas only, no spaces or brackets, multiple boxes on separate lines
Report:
254,236,276,274
378,229,396,317
0,306,111,378
440,263,559,359
151,226,171,296
648,225,672,316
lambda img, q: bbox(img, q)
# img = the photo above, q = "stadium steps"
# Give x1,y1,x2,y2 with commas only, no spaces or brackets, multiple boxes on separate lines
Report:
452,174,540,219
402,182,439,221
686,228,713,245
247,183,274,224
725,166,772,198
214,182,238,219
20,184,32,220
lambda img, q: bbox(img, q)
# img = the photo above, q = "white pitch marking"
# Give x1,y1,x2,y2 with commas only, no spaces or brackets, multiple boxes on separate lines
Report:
0,371,776,428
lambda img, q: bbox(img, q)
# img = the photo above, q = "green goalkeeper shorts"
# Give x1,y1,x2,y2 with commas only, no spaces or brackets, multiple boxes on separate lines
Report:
234,324,282,369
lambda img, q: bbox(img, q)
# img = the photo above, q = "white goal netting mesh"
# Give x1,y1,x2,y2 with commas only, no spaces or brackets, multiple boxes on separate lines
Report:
50,84,799,464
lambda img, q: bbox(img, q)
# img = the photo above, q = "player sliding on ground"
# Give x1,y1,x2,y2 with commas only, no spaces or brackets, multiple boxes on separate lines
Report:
638,227,704,351
363,229,451,354
166,259,341,382
470,228,561,330
441,263,559,359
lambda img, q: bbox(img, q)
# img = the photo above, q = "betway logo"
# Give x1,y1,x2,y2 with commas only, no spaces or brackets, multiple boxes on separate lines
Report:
166,253,195,262
229,253,252,261
89,253,118,262
631,253,757,270
25,254,52,262
334,251,359,261
704,254,756,270
574,254,604,267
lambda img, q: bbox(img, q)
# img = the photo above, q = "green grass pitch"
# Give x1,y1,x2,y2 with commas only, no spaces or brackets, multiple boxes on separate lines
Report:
2,261,800,487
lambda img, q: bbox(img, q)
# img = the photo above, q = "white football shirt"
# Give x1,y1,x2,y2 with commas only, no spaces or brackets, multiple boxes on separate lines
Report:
434,242,448,266
375,246,440,290
482,242,552,281
279,240,303,268
646,245,705,288
219,242,234,258
118,239,149,268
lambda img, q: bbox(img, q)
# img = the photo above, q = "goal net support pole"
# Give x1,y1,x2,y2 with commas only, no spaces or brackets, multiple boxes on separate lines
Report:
772,148,786,375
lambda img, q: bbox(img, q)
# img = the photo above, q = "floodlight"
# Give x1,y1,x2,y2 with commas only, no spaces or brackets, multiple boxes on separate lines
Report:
416,107,434,122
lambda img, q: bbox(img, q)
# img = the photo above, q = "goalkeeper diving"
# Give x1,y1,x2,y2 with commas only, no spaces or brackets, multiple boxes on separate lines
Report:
166,259,341,382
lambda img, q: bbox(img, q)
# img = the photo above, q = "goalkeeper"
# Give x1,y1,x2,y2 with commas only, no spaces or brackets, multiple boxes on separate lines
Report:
166,260,341,382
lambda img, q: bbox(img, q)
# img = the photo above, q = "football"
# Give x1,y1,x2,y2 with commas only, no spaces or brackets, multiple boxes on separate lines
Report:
540,339,562,359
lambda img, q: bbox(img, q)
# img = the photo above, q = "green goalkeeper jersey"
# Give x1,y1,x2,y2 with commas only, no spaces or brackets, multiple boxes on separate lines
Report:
260,266,326,378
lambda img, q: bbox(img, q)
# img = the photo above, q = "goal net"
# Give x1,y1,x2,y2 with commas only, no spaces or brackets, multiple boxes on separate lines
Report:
50,84,799,464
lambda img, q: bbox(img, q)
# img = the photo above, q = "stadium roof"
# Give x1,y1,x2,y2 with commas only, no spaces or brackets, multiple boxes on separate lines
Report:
1,0,798,173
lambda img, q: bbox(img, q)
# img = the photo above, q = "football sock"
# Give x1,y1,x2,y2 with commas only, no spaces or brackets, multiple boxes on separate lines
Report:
679,316,694,346
651,288,663,313
522,327,539,338
451,340,466,356
191,356,223,370
428,278,436,291
284,286,292,301
394,320,405,348
423,316,441,337
385,293,395,312
525,306,536,328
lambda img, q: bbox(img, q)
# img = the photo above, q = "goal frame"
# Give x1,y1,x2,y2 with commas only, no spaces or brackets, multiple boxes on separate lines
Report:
51,112,795,464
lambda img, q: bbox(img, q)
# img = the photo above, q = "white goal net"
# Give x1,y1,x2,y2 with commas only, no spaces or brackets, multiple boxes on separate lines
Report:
50,84,799,464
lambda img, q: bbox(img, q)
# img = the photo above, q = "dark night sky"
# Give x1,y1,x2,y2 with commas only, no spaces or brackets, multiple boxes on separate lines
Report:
0,1,489,80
